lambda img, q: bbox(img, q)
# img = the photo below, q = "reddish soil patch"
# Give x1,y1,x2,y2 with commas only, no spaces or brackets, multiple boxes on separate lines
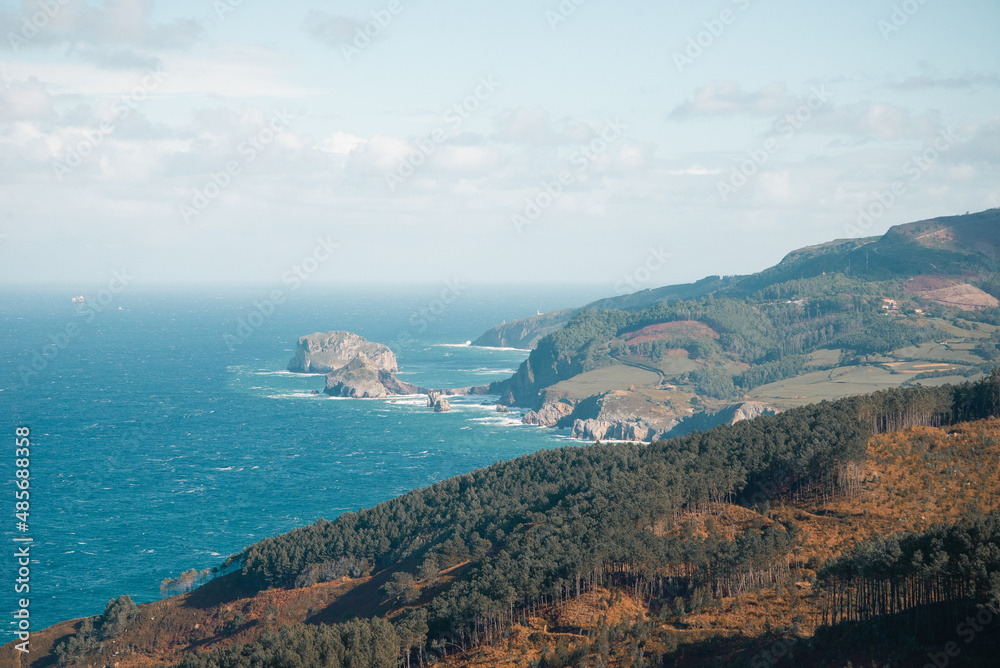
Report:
902,275,954,292
618,321,718,345
903,276,998,310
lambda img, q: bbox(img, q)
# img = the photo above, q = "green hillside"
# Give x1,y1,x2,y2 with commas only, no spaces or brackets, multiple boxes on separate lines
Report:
484,210,1000,436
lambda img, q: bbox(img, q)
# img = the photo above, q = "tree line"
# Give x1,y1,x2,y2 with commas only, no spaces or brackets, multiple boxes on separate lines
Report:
154,371,1000,666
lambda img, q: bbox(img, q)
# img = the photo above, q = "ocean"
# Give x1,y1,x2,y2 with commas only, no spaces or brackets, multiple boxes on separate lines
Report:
0,285,606,635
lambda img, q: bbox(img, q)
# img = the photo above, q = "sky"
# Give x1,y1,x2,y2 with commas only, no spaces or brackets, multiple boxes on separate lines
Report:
0,0,998,293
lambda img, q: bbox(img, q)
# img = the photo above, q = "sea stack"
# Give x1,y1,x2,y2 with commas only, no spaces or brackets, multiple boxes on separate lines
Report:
287,331,398,374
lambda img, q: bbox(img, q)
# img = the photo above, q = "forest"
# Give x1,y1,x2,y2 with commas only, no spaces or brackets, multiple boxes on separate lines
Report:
489,274,954,406
141,373,1000,667
41,374,1000,667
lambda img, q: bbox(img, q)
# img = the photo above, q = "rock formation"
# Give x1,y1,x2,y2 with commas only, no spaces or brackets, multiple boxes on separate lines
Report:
571,418,673,443
522,401,575,427
426,391,452,413
288,331,398,374
324,358,426,399
727,401,779,424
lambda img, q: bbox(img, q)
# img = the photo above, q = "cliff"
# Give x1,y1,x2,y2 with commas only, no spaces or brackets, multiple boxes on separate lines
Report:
471,308,577,349
288,331,397,374
324,358,428,398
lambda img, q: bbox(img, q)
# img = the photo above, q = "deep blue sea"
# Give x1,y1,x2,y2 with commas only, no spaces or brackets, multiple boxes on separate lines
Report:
0,285,607,636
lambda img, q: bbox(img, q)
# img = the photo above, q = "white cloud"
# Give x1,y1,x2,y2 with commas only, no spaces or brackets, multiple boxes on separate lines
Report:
0,75,53,121
344,134,410,174
321,131,365,155
431,144,500,173
493,107,594,145
1,42,318,100
0,0,201,60
303,9,367,48
806,102,942,142
668,81,791,120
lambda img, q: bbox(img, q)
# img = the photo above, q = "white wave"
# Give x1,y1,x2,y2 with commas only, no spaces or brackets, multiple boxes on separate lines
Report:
449,344,530,352
253,370,318,376
265,392,325,399
470,416,529,428
456,367,518,374
386,397,430,406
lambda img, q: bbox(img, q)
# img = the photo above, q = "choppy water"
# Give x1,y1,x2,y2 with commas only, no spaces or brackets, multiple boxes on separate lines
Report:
0,285,605,634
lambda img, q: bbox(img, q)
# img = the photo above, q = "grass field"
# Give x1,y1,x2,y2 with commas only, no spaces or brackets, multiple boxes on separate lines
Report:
545,364,663,401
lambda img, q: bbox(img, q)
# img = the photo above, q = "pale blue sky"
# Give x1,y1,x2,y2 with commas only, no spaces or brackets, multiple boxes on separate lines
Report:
0,0,997,291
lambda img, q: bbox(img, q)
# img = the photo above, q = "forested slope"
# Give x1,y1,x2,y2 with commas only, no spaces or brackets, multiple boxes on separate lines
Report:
20,373,1000,668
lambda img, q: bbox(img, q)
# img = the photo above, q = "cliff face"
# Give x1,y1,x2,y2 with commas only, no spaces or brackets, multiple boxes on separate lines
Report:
288,331,398,374
472,309,577,350
324,358,427,398
562,393,779,443
488,337,583,408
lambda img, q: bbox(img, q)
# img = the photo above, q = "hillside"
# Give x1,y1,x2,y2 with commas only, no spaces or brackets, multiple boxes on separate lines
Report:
480,209,1000,441
10,374,1000,667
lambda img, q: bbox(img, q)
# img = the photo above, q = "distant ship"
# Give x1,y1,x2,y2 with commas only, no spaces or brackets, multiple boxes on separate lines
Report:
71,296,85,303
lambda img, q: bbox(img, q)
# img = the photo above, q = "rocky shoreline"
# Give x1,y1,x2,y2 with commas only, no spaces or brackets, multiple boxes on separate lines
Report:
288,331,493,411
289,330,777,441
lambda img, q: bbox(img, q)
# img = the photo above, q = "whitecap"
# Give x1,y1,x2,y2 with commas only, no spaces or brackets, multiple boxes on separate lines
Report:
254,370,321,376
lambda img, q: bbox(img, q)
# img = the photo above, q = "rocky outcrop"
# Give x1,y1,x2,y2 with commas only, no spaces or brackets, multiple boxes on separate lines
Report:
571,418,674,443
472,309,578,350
427,392,451,413
558,391,678,442
522,401,575,427
489,338,583,408
324,358,426,399
288,331,397,374
657,401,781,439
728,401,779,424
